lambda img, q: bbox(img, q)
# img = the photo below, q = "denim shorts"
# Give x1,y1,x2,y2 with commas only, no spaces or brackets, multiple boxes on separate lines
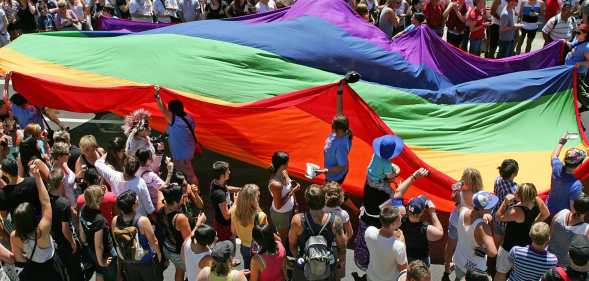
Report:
96,249,118,281
163,247,185,271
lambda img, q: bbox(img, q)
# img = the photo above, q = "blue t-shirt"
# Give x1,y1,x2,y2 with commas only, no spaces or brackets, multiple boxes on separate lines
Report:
37,14,55,31
547,157,582,215
566,39,589,74
167,115,196,161
11,104,44,129
366,154,394,193
323,133,351,182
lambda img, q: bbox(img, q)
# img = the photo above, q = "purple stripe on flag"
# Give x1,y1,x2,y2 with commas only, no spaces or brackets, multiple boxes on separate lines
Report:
98,16,172,32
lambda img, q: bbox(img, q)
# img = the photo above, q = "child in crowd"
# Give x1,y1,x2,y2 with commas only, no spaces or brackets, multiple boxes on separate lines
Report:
493,159,519,245
37,1,56,32
182,218,212,281
323,181,353,280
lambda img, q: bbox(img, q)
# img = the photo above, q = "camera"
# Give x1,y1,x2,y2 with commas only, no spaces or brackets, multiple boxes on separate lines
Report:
151,134,169,155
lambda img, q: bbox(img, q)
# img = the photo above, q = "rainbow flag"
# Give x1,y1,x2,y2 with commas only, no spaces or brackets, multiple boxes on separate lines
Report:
0,0,580,211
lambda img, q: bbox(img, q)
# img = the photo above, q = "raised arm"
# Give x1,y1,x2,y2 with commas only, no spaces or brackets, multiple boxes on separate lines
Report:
496,194,522,222
187,184,204,210
393,168,429,199
154,86,173,123
551,132,568,159
443,1,454,19
32,161,52,237
425,205,444,241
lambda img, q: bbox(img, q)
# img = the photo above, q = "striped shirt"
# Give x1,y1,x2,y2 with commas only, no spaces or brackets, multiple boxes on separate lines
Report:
542,14,577,41
493,176,517,229
507,245,558,281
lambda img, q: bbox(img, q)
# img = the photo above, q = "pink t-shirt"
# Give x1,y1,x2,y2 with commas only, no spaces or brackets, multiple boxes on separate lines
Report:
257,241,286,281
76,191,116,225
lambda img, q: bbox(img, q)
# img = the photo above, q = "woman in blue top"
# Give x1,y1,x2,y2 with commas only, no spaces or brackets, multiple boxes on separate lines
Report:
516,0,544,54
566,24,589,111
318,115,360,219
319,115,352,184
154,86,199,185
547,132,586,216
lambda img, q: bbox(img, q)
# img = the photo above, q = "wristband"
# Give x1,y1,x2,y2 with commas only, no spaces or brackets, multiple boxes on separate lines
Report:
559,139,567,145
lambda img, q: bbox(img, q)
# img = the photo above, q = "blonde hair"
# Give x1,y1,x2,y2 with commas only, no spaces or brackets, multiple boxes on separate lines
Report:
79,135,98,152
529,222,550,245
516,183,537,205
23,123,42,139
324,182,344,208
461,168,483,193
84,185,104,209
235,184,260,227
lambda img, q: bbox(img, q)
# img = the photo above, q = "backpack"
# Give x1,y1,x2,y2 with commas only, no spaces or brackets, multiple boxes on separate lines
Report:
302,213,336,281
112,216,148,263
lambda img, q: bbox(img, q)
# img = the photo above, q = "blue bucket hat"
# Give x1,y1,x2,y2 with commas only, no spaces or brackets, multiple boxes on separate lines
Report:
372,135,404,160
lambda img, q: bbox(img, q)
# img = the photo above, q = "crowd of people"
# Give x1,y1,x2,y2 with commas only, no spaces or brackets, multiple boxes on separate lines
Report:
0,70,585,281
0,0,283,41
357,0,583,59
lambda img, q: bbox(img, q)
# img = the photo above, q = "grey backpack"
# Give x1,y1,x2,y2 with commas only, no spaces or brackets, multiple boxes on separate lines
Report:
302,213,336,281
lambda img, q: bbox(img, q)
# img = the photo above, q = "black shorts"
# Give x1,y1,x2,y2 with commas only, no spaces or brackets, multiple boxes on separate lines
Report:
520,27,538,39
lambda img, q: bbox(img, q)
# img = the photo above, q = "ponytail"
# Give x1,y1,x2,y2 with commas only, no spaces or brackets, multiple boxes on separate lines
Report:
269,151,289,175
268,164,277,174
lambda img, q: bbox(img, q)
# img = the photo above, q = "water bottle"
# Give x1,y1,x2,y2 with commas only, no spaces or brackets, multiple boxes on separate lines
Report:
297,258,305,269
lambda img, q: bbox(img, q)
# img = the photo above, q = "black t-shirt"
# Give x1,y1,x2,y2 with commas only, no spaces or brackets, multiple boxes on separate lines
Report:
400,216,429,262
0,177,40,215
115,0,131,19
16,5,36,33
207,3,226,18
81,207,113,259
49,194,72,249
68,145,81,172
210,181,231,226
361,183,390,227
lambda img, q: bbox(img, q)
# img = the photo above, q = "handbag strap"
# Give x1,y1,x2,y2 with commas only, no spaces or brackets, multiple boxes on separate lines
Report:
26,232,38,262
178,115,198,144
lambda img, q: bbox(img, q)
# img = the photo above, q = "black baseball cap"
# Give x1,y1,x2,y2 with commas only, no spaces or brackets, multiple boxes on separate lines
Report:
570,235,589,272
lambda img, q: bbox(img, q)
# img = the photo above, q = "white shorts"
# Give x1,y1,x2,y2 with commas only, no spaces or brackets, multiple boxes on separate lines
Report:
496,246,513,274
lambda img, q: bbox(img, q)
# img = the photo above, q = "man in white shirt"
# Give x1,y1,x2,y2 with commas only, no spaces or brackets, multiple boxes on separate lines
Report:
365,205,408,281
94,154,155,217
543,1,576,44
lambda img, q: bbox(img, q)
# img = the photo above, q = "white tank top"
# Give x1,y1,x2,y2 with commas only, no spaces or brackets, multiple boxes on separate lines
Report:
453,208,487,272
270,176,294,213
23,236,55,263
549,209,589,266
183,240,211,281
